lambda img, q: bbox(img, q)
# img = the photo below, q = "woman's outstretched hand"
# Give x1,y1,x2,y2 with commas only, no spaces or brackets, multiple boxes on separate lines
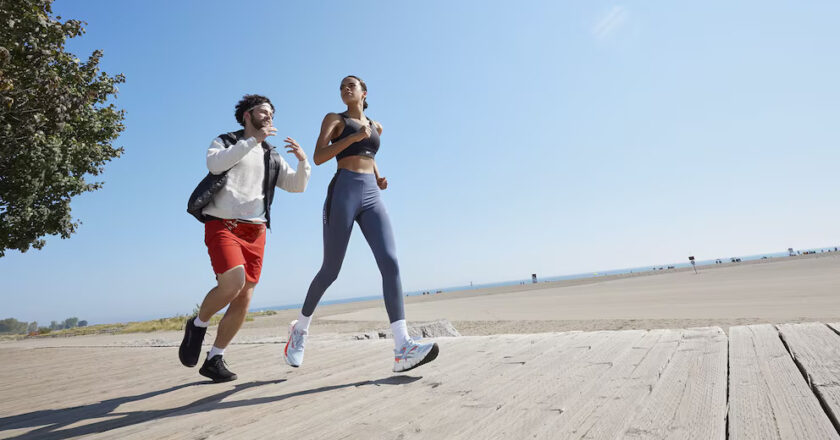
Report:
377,176,388,190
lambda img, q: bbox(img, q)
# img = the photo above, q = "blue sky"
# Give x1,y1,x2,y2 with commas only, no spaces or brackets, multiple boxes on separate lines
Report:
2,1,839,325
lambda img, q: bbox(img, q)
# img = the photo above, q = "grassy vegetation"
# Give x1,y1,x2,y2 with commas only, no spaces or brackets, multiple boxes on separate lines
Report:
24,310,278,338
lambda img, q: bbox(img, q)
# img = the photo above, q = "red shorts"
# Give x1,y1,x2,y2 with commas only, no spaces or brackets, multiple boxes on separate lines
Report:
205,219,266,284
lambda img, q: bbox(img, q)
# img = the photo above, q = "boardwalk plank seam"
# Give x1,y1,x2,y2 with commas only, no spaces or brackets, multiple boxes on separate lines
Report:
776,323,840,438
776,324,813,387
726,327,730,440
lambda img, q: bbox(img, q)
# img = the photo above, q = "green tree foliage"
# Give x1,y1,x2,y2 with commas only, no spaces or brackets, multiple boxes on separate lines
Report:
78,320,87,327
0,317,29,334
27,320,37,332
63,316,78,328
0,0,126,256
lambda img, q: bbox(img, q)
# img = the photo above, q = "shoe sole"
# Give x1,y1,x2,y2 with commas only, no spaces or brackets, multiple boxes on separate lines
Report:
179,345,198,368
395,343,439,373
179,319,201,368
199,368,238,383
284,320,301,367
283,344,300,368
179,353,197,368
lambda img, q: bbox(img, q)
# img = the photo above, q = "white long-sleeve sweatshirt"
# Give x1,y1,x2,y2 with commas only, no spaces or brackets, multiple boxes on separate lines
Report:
201,136,311,223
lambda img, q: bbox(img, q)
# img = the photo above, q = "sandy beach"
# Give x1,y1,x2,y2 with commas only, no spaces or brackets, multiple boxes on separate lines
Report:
325,252,840,335
3,253,840,439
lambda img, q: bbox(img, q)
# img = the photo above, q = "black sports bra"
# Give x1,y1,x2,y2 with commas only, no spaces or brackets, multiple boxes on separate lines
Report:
333,112,380,161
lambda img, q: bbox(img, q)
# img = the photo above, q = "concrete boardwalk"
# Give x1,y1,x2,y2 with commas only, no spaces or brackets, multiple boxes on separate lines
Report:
2,323,840,439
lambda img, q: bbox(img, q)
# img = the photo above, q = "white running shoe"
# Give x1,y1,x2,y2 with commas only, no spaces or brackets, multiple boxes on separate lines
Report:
284,320,307,367
393,339,439,373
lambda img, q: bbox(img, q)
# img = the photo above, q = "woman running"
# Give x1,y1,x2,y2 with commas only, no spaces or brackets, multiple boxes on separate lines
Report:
283,75,439,373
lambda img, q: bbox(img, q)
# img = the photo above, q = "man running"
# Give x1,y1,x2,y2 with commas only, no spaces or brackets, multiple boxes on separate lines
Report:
180,94,310,382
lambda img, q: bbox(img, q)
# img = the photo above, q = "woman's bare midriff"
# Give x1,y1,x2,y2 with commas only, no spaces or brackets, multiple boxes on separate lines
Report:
337,155,375,173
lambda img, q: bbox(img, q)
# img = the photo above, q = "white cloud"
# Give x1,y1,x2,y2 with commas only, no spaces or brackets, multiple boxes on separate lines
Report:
592,6,629,40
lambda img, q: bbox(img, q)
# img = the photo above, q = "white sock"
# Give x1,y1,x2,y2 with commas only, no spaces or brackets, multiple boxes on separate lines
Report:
297,312,312,331
391,320,410,349
208,345,225,358
194,316,209,328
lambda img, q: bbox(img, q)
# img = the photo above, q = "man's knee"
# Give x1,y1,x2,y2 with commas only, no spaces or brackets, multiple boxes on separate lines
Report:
235,283,256,303
217,266,247,297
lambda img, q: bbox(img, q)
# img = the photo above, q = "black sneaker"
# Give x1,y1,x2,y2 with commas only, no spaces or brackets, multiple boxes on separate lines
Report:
199,354,238,383
179,316,207,367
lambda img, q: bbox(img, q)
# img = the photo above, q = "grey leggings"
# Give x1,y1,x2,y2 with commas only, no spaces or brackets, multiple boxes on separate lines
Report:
302,169,404,323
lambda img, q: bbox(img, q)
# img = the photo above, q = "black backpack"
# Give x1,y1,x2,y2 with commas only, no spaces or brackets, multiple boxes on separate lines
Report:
186,130,243,223
186,172,228,223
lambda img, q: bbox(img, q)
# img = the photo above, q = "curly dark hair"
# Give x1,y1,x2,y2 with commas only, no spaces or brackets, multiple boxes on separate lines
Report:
234,94,275,127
